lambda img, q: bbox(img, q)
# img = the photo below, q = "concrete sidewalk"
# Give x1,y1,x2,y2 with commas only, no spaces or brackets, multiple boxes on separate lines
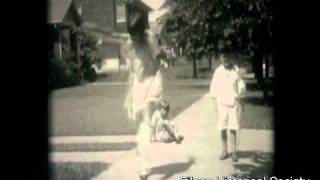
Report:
91,93,274,180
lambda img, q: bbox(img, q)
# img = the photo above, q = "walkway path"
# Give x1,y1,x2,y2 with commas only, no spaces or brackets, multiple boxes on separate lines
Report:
69,93,274,180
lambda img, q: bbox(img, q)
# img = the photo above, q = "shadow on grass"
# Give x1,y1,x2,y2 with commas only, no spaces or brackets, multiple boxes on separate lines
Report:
50,162,109,180
232,151,273,178
150,158,195,180
243,96,274,107
184,84,210,90
51,142,136,152
246,81,274,92
246,83,263,91
95,73,112,79
95,72,128,82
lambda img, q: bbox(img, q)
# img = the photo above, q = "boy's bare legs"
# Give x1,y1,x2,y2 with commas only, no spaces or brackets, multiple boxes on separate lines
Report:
230,130,238,162
220,129,228,160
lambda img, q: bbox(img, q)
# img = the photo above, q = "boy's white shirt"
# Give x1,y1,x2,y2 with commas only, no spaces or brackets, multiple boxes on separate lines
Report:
210,65,246,106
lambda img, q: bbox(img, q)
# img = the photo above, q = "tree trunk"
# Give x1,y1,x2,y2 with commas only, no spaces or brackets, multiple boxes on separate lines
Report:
193,56,197,78
171,48,175,67
252,50,264,87
208,56,212,70
70,29,80,66
263,54,271,104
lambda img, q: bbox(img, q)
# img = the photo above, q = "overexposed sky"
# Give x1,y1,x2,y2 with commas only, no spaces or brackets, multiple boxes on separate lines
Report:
141,0,166,10
149,7,170,23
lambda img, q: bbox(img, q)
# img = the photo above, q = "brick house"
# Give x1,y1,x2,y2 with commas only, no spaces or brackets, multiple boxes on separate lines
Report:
47,0,82,64
73,0,128,59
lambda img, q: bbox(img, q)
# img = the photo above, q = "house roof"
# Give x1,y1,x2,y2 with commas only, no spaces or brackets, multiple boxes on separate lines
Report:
74,0,115,30
47,0,81,25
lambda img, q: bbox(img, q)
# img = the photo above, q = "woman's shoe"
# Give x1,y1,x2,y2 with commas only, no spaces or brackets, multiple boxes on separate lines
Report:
231,152,239,162
176,135,184,144
139,173,148,180
139,169,150,180
219,150,228,160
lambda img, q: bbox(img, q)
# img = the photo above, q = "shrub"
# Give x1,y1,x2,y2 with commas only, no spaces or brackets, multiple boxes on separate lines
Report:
65,61,82,86
82,67,96,82
48,57,82,90
48,31,102,90
48,57,68,90
79,32,102,82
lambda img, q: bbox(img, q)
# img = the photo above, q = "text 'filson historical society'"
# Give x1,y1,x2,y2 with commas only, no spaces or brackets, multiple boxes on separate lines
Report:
180,176,310,180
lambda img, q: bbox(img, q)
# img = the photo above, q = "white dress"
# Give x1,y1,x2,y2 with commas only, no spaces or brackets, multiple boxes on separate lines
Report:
121,30,163,121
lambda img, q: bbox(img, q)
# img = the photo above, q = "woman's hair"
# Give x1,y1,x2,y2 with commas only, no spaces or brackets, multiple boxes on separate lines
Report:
125,0,149,35
159,100,170,112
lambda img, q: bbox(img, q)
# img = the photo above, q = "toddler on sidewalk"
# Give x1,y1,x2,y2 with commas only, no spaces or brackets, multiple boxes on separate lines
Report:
150,100,184,144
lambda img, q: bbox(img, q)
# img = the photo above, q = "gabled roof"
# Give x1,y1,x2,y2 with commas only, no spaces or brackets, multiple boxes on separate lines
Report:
47,0,81,25
74,0,115,30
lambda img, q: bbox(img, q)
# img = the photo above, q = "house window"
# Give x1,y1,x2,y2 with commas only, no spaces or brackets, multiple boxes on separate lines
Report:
116,4,126,23
116,3,127,32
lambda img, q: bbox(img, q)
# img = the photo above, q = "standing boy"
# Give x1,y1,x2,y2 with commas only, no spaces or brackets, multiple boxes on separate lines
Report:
210,55,246,162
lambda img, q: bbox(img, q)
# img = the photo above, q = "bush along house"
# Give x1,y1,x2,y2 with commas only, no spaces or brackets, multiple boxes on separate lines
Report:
47,0,82,65
48,0,85,89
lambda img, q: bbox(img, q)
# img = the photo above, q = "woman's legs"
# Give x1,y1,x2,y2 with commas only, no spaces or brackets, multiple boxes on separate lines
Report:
136,101,157,177
136,121,151,176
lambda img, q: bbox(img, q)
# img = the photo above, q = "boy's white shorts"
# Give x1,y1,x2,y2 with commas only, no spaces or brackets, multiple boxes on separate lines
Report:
217,103,240,130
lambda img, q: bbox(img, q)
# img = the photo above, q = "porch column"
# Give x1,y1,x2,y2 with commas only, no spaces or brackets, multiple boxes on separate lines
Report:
53,28,62,60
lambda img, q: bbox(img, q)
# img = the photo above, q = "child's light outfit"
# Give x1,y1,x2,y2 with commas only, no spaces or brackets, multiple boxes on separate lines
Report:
151,110,179,142
210,65,246,130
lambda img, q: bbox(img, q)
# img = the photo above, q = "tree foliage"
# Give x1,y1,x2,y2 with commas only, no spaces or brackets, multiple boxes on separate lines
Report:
162,0,273,60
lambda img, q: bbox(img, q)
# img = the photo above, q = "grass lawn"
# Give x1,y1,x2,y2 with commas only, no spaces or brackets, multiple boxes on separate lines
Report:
49,81,208,136
50,58,273,136
241,91,274,129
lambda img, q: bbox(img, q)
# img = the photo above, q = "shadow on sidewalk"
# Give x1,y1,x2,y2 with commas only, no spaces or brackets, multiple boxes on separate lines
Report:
50,162,109,180
52,142,137,152
150,158,195,180
231,151,273,178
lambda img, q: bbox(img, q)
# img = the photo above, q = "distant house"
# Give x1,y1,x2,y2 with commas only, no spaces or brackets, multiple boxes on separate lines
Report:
47,0,82,64
60,0,168,73
115,0,127,33
74,0,127,60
